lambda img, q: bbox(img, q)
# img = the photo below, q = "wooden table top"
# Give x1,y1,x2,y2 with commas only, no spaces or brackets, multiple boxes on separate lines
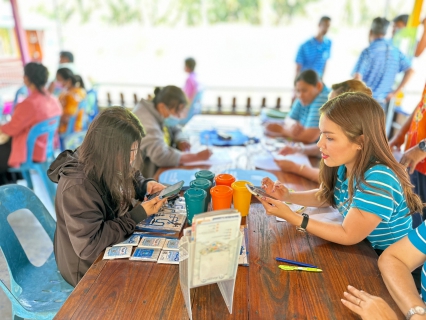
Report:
55,115,403,319
55,168,403,319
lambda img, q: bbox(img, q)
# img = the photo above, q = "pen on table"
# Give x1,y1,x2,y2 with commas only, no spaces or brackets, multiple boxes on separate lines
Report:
279,265,322,273
275,257,319,269
295,206,306,214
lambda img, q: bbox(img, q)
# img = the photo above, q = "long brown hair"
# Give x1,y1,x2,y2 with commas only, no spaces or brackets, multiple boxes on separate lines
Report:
331,79,372,97
317,92,423,214
79,107,145,215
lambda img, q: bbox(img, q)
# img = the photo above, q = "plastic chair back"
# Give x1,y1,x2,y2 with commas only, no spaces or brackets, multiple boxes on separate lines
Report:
65,99,87,136
12,86,28,114
179,90,203,126
0,184,73,319
63,130,87,151
25,116,60,166
85,88,99,124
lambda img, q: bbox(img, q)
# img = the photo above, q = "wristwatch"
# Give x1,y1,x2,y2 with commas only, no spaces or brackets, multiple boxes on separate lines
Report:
296,213,309,232
419,140,426,152
406,306,426,319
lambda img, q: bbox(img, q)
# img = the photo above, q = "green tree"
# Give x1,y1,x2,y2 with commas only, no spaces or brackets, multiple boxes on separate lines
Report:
271,0,319,25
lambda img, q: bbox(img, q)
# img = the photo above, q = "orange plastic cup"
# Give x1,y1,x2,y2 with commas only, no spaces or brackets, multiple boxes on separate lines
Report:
231,181,253,216
210,185,233,210
215,173,236,188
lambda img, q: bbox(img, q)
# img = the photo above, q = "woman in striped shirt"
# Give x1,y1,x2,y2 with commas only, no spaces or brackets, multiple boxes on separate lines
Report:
259,92,423,252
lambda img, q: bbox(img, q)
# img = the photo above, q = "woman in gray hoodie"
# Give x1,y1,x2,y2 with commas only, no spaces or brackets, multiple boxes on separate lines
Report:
133,86,211,178
48,107,167,286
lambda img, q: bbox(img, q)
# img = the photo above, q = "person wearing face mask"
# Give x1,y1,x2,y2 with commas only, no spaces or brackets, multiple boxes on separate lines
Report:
0,62,62,185
133,86,212,178
56,68,86,134
48,107,167,286
264,69,330,143
352,17,413,111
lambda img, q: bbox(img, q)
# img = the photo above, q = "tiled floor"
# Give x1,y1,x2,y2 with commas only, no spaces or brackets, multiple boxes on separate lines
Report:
0,173,56,319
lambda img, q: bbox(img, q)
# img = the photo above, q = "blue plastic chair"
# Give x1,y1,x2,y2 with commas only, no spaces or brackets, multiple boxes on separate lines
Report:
12,86,28,114
85,88,99,124
178,90,203,126
9,116,60,206
0,184,74,319
63,130,87,151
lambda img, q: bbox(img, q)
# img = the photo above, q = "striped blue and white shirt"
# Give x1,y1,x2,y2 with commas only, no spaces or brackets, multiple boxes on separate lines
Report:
288,86,330,128
334,164,412,250
408,222,426,302
352,38,411,102
295,37,332,77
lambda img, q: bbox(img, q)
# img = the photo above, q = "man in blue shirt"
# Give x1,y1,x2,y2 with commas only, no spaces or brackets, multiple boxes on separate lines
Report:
352,17,413,108
265,70,329,143
295,16,332,79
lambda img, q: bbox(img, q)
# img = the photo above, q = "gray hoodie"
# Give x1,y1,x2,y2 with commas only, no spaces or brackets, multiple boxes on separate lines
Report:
133,99,188,178
48,150,152,286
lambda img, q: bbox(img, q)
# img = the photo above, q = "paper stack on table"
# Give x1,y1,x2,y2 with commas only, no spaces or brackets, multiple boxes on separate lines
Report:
276,204,342,223
253,153,311,171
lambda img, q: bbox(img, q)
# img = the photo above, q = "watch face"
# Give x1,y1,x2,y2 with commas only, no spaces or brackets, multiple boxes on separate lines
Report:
420,141,426,152
414,306,425,314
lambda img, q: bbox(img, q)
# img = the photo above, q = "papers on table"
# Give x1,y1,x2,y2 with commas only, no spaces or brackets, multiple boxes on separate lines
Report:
276,204,342,223
253,153,311,171
181,148,233,166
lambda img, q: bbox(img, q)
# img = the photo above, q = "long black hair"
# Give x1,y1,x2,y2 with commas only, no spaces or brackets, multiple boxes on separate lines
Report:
24,62,49,94
153,86,187,110
79,107,145,215
56,68,85,89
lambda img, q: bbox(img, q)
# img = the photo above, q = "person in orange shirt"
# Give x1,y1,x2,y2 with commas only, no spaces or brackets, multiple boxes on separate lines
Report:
389,18,426,222
56,68,86,134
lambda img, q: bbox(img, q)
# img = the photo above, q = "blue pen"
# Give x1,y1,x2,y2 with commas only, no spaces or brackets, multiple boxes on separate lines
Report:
275,257,318,269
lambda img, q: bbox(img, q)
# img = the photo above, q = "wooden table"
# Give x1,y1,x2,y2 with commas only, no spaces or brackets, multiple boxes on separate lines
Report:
55,115,403,319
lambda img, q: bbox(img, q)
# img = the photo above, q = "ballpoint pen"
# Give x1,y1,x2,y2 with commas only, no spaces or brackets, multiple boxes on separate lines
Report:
275,257,318,269
279,265,322,272
295,206,306,214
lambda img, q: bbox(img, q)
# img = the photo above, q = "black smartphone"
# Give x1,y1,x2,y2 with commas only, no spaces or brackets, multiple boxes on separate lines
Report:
146,180,184,200
245,184,280,201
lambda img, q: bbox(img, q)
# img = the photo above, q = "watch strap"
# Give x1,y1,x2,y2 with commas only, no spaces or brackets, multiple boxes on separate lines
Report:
297,213,309,232
419,140,426,152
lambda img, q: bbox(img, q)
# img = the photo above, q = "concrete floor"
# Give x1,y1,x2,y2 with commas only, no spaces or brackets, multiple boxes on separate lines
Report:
0,174,56,320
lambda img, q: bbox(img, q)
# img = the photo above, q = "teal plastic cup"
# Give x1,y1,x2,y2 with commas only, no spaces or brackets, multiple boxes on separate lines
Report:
189,178,212,211
195,170,215,184
184,188,207,225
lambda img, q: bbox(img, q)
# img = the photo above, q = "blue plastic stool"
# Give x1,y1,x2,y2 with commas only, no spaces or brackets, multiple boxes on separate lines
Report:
0,184,74,319
9,116,60,206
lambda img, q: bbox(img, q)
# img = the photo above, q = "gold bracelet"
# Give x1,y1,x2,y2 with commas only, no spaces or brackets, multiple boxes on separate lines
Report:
299,164,305,172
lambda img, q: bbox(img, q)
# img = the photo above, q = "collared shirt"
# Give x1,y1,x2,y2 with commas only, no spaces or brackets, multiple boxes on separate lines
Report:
295,37,332,77
352,38,411,101
405,83,426,175
408,221,426,302
288,85,330,128
334,164,412,250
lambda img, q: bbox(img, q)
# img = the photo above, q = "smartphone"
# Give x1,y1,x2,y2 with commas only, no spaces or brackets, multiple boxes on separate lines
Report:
245,184,280,201
147,180,184,200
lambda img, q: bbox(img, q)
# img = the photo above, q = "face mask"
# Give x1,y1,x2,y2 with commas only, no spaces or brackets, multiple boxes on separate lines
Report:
164,115,180,127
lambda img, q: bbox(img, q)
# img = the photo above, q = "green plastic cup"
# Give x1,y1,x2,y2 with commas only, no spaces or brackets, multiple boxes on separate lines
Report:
184,188,207,225
195,170,215,184
189,178,212,211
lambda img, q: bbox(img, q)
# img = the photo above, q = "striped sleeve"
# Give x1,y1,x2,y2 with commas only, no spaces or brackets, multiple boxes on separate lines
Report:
350,167,400,221
295,44,305,65
397,50,411,73
408,222,426,255
288,100,302,121
303,103,321,128
352,49,369,76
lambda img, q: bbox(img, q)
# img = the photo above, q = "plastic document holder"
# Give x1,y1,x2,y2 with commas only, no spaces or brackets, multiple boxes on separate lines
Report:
179,233,243,320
